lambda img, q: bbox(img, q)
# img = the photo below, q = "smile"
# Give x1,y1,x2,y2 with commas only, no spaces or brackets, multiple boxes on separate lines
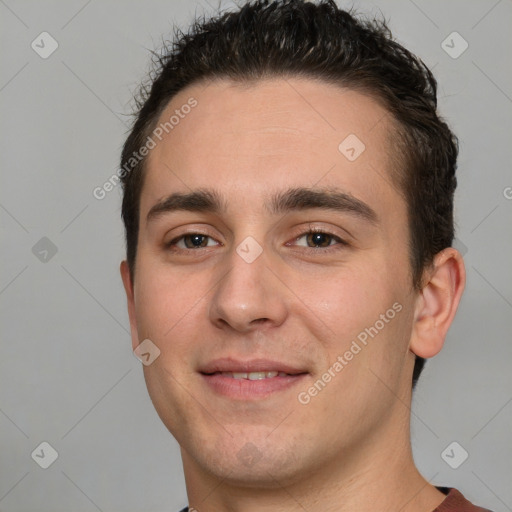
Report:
217,371,290,380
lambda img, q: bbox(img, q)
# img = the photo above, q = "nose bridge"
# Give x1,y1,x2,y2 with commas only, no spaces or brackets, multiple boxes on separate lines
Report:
208,238,287,332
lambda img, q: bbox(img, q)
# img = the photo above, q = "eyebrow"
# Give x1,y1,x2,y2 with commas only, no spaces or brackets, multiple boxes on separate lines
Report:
268,187,378,223
146,188,227,223
146,187,378,225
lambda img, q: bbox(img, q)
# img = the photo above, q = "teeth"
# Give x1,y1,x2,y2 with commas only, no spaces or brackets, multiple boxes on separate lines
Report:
221,371,283,379
248,372,267,380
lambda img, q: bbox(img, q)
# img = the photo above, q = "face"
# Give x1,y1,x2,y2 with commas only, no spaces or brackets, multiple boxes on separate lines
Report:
122,78,421,486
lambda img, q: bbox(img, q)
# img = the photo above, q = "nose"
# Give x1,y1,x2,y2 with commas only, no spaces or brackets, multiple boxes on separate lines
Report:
208,243,288,333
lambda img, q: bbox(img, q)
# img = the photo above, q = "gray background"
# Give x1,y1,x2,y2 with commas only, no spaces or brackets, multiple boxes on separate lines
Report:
1,0,511,511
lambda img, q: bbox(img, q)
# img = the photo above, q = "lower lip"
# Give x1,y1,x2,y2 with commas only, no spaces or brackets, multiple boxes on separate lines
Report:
200,373,307,399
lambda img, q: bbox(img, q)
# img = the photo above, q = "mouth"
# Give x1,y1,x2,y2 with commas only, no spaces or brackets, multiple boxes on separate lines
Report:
213,371,291,380
199,358,308,399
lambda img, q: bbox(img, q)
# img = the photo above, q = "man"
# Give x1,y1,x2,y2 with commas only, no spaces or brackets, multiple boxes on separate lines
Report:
119,1,492,510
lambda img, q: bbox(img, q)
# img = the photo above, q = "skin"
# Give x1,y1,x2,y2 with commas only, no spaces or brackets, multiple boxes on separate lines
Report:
120,77,466,512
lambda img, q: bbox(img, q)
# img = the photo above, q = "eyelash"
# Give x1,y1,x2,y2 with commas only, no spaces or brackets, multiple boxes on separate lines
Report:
166,227,348,254
288,227,348,254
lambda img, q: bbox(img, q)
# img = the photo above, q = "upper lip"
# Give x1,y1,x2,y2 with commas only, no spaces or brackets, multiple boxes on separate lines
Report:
199,357,308,375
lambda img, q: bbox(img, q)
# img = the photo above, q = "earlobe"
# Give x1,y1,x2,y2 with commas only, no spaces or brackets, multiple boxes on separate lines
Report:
409,247,466,359
120,260,139,351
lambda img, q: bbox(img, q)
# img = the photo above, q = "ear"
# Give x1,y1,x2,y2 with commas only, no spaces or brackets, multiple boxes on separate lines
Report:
409,247,466,359
120,260,139,352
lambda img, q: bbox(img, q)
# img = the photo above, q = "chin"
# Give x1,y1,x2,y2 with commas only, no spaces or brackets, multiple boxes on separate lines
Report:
181,429,312,488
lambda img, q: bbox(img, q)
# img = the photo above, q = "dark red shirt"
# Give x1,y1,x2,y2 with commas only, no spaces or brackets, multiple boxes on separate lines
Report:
434,488,493,511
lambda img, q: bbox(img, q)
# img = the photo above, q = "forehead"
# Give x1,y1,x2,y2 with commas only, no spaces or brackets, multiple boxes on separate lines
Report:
141,77,401,217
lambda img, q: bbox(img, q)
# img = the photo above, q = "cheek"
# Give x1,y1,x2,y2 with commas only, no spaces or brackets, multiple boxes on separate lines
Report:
301,261,392,334
133,251,208,340
300,257,412,373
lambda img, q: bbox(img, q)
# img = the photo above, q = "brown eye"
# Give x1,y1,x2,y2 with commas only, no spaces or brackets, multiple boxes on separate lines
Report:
183,234,209,248
305,232,334,248
289,229,349,254
167,233,219,251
